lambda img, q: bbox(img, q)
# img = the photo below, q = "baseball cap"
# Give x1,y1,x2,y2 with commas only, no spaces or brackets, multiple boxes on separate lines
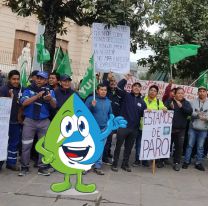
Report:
36,71,48,79
31,70,39,77
60,74,72,81
198,86,207,91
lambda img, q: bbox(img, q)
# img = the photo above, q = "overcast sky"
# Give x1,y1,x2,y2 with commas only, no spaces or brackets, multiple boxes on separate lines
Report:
130,24,159,62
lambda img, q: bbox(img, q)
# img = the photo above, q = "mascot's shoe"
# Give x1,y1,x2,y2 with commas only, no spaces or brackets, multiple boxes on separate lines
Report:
51,182,72,192
75,183,96,193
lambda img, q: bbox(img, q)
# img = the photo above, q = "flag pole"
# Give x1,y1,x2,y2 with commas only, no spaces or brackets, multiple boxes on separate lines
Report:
190,69,208,86
52,46,61,72
93,53,96,101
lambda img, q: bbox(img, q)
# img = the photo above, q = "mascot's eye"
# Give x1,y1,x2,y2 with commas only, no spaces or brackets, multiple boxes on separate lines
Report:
61,116,74,137
77,116,89,137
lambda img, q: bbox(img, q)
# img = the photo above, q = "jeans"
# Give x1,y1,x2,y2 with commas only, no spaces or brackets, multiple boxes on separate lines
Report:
184,128,207,164
135,130,142,161
102,132,114,161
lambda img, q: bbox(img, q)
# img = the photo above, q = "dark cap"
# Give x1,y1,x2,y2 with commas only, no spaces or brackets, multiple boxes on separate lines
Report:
31,70,39,77
60,74,72,81
198,86,207,91
36,71,48,79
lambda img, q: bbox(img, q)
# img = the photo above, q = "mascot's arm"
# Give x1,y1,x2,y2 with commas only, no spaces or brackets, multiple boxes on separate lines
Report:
35,136,54,164
100,114,127,140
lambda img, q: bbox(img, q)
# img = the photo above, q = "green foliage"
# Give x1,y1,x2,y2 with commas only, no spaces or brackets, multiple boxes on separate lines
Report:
138,0,208,79
5,0,155,72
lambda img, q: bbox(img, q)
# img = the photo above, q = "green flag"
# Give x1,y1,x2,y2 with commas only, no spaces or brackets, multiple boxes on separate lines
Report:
197,70,208,88
78,56,98,99
169,44,201,64
56,51,73,76
20,61,27,88
36,35,50,63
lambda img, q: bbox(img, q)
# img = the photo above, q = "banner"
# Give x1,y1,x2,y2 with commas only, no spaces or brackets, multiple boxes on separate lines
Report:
139,110,174,160
92,23,130,74
124,77,198,101
0,97,12,161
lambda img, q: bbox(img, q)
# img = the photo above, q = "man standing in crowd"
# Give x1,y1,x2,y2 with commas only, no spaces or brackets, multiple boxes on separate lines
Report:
0,70,5,87
102,72,122,165
54,74,74,110
0,70,22,171
49,72,60,90
111,75,146,172
85,83,112,175
19,71,56,176
138,85,167,168
183,86,208,171
165,87,193,171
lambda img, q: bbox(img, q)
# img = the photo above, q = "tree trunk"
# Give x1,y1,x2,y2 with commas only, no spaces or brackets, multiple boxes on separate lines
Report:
43,15,57,73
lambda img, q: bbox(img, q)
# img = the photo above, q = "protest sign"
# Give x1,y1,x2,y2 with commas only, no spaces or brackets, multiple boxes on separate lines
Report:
0,97,12,161
139,110,174,160
124,77,198,101
92,23,130,74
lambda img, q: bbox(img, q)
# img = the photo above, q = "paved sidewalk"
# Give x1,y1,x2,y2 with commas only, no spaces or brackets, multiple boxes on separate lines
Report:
0,158,208,206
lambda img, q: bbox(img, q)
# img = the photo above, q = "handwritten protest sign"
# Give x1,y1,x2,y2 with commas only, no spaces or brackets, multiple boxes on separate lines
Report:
0,97,12,161
124,77,198,101
139,110,174,160
92,23,130,74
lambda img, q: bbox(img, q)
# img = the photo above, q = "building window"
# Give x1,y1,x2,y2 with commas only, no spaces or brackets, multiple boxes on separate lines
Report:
12,30,35,64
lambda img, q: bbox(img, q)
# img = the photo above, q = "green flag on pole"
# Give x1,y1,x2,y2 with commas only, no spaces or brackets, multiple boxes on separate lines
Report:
55,50,73,76
169,44,201,64
78,56,98,99
197,70,208,88
36,35,50,63
20,61,27,88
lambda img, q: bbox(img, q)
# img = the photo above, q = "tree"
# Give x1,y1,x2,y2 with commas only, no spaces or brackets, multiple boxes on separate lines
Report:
5,0,154,72
138,0,208,79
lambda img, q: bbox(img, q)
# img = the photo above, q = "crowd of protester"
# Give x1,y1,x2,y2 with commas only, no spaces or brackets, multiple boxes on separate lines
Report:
0,69,208,177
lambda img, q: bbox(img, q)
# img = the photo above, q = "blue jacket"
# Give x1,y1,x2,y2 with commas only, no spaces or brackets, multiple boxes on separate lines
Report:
20,83,56,120
117,79,147,129
85,95,112,128
0,83,21,123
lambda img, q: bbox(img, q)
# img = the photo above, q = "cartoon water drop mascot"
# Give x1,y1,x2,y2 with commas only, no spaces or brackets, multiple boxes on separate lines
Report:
36,93,127,193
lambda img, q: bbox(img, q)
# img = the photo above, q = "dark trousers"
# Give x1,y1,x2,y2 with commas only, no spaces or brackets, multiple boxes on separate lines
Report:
171,129,186,164
113,128,138,166
102,132,114,161
0,123,22,168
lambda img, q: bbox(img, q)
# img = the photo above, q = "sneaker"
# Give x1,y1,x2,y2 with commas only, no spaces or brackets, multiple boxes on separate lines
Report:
132,160,140,167
142,161,150,167
38,168,50,176
195,164,205,171
18,167,29,176
121,165,132,172
6,164,19,171
182,162,189,169
173,163,180,171
111,165,118,172
93,168,104,175
102,158,113,166
157,161,165,168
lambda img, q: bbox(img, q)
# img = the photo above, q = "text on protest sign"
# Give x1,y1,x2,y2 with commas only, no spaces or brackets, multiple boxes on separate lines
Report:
124,77,198,101
139,110,174,160
92,23,130,74
0,97,12,161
